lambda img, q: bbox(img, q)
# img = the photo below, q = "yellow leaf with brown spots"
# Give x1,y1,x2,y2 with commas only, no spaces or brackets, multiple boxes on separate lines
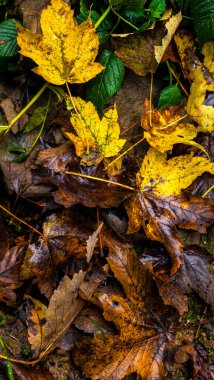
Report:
137,148,214,197
141,99,204,153
16,0,104,85
65,97,126,166
202,41,214,76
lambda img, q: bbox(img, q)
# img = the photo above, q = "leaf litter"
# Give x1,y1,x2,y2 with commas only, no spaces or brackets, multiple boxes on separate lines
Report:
0,0,213,379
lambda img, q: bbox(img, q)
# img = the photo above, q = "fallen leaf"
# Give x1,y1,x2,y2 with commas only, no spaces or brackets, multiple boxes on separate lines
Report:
26,272,85,359
202,41,214,76
14,0,50,33
74,235,172,379
16,0,104,85
65,98,126,165
154,245,214,315
125,191,214,274
74,305,114,334
114,13,181,76
136,148,214,197
3,362,54,380
0,217,9,259
187,67,214,133
141,99,203,153
86,222,104,263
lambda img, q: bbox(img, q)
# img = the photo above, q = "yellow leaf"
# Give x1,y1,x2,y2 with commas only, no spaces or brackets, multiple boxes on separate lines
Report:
187,67,214,133
141,99,205,153
65,98,126,166
202,41,214,76
16,0,104,85
137,148,214,197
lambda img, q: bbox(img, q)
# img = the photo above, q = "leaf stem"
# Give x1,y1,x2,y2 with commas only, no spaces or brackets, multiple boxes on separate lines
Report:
166,60,173,86
0,83,47,144
105,137,145,169
65,171,135,191
25,92,51,157
94,5,111,29
0,337,14,380
0,204,44,238
202,184,214,198
111,7,139,31
166,61,189,97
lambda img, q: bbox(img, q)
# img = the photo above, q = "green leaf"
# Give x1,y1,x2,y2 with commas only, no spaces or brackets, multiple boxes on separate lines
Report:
86,49,125,109
175,0,191,12
0,0,8,5
0,19,19,57
8,146,26,154
120,5,145,24
24,106,47,133
0,125,8,133
76,10,112,43
109,0,145,8
157,85,181,109
149,0,166,18
191,0,214,45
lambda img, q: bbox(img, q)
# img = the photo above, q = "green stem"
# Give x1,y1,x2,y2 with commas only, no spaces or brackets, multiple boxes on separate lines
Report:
0,337,14,380
166,60,173,86
182,15,193,20
0,83,47,144
111,7,139,30
94,5,111,29
26,92,51,157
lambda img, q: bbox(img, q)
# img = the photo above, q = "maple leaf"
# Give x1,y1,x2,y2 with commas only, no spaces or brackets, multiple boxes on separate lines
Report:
26,272,85,359
16,0,104,85
125,148,214,273
154,245,214,315
113,12,181,76
74,235,172,379
136,148,214,197
65,98,126,165
141,99,203,153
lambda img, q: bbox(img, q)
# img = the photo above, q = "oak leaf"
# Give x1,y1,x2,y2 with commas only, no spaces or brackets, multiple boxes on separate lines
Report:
26,272,85,359
65,98,126,165
141,99,203,153
74,235,172,379
16,0,104,85
114,12,181,76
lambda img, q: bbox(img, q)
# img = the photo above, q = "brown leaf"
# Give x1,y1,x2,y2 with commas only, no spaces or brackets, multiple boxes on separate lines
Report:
74,235,174,379
154,245,214,315
14,0,50,33
125,192,214,274
0,217,9,259
114,13,181,77
26,272,85,359
3,362,54,380
86,222,103,263
74,305,114,334
34,145,131,208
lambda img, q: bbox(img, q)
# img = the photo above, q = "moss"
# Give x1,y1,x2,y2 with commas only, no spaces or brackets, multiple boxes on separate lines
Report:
184,294,204,325
0,311,10,326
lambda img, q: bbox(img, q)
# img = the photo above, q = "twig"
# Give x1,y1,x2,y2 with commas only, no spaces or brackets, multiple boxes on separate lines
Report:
195,306,207,339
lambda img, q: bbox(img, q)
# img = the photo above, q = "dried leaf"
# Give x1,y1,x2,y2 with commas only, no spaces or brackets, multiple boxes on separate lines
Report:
65,98,126,166
125,191,214,274
114,13,181,76
136,148,214,197
141,99,204,153
86,222,103,263
74,236,171,379
74,305,114,334
26,272,85,359
16,0,104,85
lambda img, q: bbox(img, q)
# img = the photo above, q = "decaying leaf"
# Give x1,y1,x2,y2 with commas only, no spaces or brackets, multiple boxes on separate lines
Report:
136,148,214,197
202,41,214,76
113,12,181,76
65,98,126,165
125,191,214,274
74,235,172,379
86,222,104,263
141,99,203,153
154,245,214,315
26,272,85,359
16,0,104,85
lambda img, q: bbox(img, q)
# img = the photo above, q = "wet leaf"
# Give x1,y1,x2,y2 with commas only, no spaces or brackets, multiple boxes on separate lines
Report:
74,235,172,379
86,222,103,263
141,99,203,153
126,191,214,274
65,98,126,165
26,272,85,359
136,148,214,197
16,0,104,85
114,12,181,76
